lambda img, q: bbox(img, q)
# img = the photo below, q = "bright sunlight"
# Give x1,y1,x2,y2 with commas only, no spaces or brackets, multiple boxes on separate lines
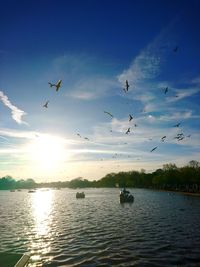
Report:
27,135,68,171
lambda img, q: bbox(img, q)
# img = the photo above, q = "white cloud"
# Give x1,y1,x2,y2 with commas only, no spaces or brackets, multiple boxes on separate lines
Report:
159,110,193,121
191,76,200,85
118,48,162,87
0,90,27,125
116,24,173,90
66,76,118,100
166,87,200,103
0,128,37,139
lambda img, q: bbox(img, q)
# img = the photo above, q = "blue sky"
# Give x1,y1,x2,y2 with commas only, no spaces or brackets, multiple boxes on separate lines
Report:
0,0,200,182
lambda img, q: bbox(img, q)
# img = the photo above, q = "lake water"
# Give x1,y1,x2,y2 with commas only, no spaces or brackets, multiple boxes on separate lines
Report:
0,188,200,266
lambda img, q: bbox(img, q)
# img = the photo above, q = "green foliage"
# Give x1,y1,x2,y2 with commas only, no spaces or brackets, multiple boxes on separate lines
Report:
0,160,200,193
0,176,37,190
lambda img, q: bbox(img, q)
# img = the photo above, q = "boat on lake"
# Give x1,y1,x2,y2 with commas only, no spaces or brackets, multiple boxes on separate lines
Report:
120,188,134,203
28,190,36,193
76,192,85,198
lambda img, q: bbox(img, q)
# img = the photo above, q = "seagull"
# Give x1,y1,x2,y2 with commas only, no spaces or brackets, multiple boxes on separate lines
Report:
48,80,62,91
164,87,168,94
161,136,166,142
124,80,130,92
43,101,49,108
174,122,181,127
129,114,133,121
134,124,138,127
173,46,178,52
174,133,184,140
126,128,130,134
104,111,113,118
77,133,81,138
150,146,158,152
177,133,184,136
84,137,89,140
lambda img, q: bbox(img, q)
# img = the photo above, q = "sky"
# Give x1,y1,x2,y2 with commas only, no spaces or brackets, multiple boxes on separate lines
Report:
0,0,200,182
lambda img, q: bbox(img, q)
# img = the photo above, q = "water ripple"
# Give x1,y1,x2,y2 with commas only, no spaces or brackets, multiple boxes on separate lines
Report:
0,188,200,266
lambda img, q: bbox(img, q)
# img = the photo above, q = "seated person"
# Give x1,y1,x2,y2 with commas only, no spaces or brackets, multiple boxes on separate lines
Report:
123,188,130,194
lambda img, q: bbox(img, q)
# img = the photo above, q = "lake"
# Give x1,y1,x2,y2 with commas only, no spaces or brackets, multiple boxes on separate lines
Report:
0,188,200,266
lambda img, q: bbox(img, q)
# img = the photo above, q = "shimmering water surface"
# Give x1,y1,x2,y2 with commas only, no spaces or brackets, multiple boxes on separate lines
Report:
0,188,200,266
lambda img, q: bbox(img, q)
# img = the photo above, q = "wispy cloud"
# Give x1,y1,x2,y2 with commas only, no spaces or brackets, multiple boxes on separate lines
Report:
166,87,200,103
159,110,195,121
117,48,162,87
67,76,118,100
0,90,27,124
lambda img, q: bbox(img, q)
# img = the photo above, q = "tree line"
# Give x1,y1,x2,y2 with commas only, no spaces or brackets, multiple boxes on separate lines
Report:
0,160,200,193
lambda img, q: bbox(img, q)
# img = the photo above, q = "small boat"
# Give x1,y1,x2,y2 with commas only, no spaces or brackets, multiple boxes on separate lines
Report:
28,190,36,193
76,192,85,198
14,253,30,267
120,188,134,203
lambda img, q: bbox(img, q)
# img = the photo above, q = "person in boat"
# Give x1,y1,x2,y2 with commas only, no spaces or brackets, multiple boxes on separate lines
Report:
122,188,130,195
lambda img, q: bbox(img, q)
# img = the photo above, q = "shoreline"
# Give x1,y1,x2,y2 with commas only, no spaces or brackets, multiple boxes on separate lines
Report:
148,188,200,197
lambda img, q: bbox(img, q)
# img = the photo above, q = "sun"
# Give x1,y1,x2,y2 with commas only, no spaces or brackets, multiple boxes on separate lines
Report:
27,135,68,171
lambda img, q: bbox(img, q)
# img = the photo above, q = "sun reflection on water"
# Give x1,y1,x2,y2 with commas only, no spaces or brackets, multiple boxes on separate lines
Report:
28,189,54,266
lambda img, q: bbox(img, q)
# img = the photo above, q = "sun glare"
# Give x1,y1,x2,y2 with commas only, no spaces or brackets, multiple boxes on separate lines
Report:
28,135,68,171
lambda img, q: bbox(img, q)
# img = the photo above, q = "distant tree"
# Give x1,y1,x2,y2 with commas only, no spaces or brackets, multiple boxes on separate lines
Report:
163,163,178,171
188,160,200,169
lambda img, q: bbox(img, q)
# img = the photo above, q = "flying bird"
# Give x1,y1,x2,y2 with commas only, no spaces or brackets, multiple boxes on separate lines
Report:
77,133,81,138
84,137,89,140
126,128,130,134
177,133,184,136
174,133,184,140
174,122,181,127
104,111,113,118
173,46,178,52
134,124,138,127
43,101,49,108
124,80,130,92
161,136,166,142
150,146,158,152
164,87,168,94
48,80,62,91
129,114,133,121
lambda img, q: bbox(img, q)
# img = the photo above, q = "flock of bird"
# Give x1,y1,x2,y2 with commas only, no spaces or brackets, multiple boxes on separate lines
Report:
101,45,191,156
43,80,62,108
43,45,191,165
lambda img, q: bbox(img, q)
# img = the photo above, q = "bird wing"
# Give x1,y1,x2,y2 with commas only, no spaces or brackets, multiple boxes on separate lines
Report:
57,80,62,86
43,101,48,108
48,82,54,87
104,111,113,117
150,146,157,152
55,80,62,91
